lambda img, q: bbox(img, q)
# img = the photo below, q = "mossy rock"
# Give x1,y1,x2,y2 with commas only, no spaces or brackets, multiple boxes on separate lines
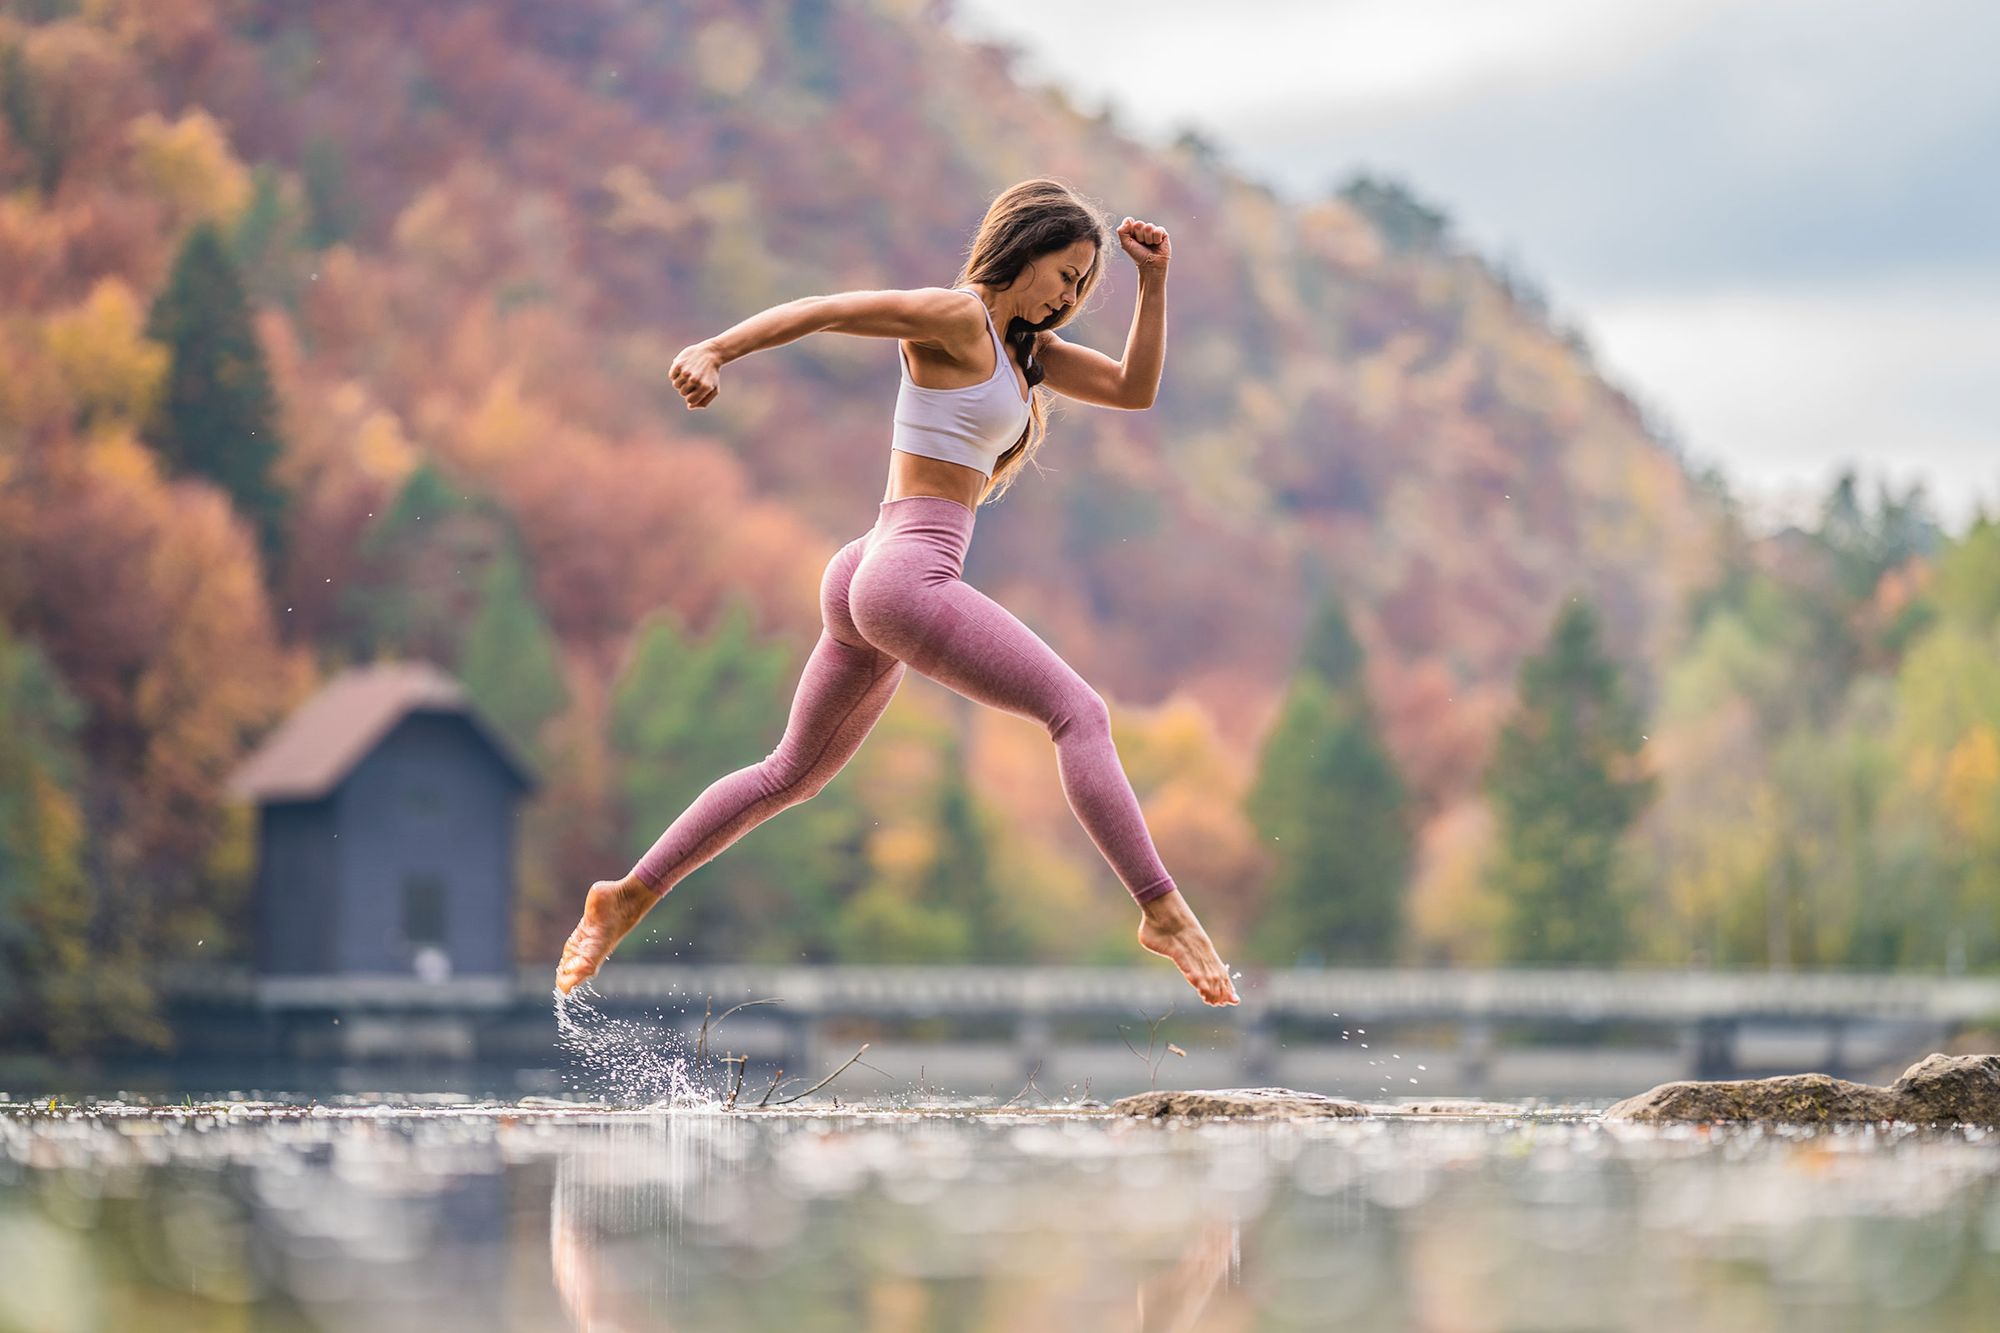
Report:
1604,1053,2000,1126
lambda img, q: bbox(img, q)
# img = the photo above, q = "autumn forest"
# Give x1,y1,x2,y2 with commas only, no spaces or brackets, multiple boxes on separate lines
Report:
2,0,1996,1053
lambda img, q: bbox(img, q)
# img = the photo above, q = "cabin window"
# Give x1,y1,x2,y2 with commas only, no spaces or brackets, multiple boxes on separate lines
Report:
402,875,447,948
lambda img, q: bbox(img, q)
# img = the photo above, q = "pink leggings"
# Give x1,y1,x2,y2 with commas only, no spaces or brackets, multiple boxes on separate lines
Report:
631,495,1178,904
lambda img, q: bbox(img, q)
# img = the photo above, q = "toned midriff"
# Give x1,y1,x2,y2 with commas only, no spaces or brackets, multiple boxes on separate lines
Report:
882,332,1026,512
882,448,987,512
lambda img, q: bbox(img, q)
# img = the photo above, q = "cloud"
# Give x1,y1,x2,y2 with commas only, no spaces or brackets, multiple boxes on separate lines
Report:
954,0,1736,117
956,0,2000,292
1204,0,2000,294
1588,271,1999,524
948,0,2000,526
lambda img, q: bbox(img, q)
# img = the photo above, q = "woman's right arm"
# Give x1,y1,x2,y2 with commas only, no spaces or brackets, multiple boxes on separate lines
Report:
670,288,981,409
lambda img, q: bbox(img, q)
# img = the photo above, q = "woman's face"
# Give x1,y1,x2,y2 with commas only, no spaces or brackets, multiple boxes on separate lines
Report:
1015,239,1097,327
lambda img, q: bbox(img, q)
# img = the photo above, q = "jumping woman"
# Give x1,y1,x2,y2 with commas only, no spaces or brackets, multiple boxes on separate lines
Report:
556,178,1240,1006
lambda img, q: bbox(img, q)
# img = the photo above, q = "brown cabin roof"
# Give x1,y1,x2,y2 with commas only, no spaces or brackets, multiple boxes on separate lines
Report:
226,661,534,803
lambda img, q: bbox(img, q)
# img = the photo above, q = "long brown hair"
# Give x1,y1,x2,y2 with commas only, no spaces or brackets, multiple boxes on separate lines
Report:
952,179,1112,505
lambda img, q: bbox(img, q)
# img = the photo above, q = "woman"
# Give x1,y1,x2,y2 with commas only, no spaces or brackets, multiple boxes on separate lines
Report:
556,178,1239,1006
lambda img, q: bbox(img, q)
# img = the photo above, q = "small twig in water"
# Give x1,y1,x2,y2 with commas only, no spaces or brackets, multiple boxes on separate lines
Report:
755,1067,786,1108
1117,1004,1180,1090
713,997,783,1027
723,1055,748,1110
697,995,783,1097
1001,1061,1045,1108
769,1043,872,1107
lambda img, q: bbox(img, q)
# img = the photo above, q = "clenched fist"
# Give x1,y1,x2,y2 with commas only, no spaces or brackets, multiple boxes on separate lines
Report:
669,340,722,409
1117,217,1171,273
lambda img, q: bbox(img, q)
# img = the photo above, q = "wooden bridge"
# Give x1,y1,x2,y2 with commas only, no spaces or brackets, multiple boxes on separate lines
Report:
160,965,2000,1088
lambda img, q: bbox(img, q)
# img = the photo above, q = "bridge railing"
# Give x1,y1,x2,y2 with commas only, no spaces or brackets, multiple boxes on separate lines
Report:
153,964,2000,1024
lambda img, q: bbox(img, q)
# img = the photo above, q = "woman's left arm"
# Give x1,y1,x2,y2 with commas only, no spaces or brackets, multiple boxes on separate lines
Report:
1037,217,1169,410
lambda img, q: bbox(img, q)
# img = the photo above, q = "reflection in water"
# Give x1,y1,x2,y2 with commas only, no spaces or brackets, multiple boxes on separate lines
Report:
548,1117,1245,1332
551,1115,745,1330
1136,1221,1237,1333
3,1103,2000,1330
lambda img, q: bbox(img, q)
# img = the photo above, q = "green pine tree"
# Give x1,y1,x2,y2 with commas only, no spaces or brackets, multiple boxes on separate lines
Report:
916,737,1030,961
1247,596,1410,963
0,622,114,1054
1,39,67,195
144,222,289,570
459,546,568,765
340,463,509,665
301,136,358,249
1485,600,1655,963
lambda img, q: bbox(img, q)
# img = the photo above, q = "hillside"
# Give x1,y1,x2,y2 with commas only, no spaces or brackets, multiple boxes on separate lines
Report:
0,0,1723,990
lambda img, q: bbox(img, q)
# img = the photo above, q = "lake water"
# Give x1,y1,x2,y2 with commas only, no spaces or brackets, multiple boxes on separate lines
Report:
3,1092,1997,1332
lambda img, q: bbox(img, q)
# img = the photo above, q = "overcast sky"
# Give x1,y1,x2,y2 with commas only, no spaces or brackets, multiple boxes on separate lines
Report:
949,0,1999,530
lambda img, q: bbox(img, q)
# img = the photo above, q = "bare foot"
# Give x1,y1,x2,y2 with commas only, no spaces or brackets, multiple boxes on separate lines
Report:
1136,891,1240,1006
556,876,661,995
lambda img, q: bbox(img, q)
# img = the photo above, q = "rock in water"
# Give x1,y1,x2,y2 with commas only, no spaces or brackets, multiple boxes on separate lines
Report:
1111,1088,1371,1120
1886,1053,2000,1123
1604,1053,2000,1125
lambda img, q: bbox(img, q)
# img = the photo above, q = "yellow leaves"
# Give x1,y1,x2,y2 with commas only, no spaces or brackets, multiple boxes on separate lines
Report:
1297,199,1383,271
352,406,418,487
1895,622,2000,752
461,372,551,467
1405,798,1502,963
868,824,938,880
692,20,763,98
689,180,755,226
40,278,167,431
1106,691,1266,947
601,165,691,236
394,181,483,278
1111,691,1245,797
27,767,85,891
126,109,250,227
201,797,256,894
75,432,308,790
81,428,160,487
1940,726,2000,845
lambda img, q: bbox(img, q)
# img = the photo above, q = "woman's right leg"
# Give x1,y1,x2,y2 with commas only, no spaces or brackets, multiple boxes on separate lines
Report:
625,628,904,892
557,533,902,993
625,531,904,892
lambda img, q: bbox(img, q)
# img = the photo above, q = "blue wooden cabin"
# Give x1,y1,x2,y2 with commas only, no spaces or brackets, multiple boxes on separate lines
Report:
226,663,535,978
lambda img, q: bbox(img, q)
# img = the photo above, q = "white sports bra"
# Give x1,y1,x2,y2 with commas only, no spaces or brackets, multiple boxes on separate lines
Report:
889,287,1031,478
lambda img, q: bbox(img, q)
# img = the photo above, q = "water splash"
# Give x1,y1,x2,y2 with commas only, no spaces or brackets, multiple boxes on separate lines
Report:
552,986,717,1108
